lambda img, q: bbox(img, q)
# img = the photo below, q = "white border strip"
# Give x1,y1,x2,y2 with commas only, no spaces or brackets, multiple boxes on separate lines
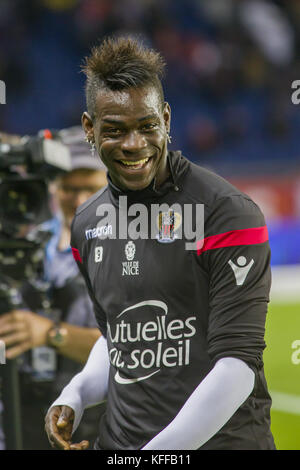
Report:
270,265,300,303
270,390,300,416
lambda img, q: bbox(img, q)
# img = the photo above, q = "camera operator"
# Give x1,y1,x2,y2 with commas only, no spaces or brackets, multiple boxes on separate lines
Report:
0,126,107,449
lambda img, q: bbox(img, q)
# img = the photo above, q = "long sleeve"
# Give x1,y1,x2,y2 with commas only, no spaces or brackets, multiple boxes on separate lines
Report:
49,335,110,433
142,357,254,450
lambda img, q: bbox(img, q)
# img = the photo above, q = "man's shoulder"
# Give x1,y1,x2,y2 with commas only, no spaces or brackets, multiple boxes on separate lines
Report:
186,161,250,206
185,161,265,233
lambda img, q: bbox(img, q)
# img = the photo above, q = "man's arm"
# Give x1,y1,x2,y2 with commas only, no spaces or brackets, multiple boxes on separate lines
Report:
45,335,109,449
0,310,100,363
48,322,101,363
142,357,254,450
143,196,270,450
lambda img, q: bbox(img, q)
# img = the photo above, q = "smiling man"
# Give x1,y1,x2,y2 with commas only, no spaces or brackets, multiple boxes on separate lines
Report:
45,37,275,450
81,49,170,193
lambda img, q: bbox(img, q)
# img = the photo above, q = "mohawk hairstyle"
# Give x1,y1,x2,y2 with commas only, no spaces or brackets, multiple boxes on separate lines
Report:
82,36,166,120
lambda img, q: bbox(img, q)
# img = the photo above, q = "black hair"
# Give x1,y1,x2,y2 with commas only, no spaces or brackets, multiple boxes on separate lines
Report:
81,36,166,120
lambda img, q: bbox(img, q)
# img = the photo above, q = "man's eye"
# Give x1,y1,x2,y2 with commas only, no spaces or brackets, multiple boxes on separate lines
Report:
141,123,158,131
104,128,123,135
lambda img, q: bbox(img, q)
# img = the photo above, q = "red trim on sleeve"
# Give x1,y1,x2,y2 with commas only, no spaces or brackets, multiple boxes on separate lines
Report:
71,247,83,263
197,225,268,256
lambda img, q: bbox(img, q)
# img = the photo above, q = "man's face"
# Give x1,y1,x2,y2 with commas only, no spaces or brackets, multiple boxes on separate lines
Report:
56,169,107,227
82,86,171,191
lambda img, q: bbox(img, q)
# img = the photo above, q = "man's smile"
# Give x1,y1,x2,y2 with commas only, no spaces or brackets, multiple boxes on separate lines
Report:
115,155,153,172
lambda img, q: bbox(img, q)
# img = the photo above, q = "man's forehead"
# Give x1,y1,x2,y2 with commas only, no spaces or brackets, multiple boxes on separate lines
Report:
95,86,163,120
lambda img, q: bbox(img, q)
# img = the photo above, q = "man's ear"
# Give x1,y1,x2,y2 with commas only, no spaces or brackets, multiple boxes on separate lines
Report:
163,102,171,134
82,112,94,141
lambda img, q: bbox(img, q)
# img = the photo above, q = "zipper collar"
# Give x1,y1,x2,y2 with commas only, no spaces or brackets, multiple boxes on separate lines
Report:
107,150,189,205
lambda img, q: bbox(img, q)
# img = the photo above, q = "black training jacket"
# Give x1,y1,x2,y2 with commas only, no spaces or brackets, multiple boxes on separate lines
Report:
70,151,276,450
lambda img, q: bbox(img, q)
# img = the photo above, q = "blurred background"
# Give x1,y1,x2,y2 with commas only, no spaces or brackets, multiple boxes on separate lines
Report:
0,0,299,450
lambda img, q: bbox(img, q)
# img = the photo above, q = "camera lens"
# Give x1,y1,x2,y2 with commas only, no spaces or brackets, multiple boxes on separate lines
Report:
0,177,49,229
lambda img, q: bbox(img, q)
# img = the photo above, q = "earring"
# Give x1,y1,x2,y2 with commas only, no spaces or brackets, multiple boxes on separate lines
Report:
85,136,96,157
167,133,172,144
90,141,96,158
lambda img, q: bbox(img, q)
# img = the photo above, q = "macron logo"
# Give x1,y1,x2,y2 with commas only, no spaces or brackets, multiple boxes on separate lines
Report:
85,224,112,240
228,256,254,285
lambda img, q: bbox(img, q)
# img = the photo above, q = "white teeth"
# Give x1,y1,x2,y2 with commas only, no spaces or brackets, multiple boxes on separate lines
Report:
120,158,149,166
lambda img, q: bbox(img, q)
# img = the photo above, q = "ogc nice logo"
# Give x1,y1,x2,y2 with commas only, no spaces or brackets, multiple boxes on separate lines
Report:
0,80,6,104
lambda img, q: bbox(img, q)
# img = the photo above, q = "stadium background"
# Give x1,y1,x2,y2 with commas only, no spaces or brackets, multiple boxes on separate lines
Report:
0,0,299,450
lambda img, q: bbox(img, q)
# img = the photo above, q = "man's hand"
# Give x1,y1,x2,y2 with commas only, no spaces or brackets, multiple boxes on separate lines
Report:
0,310,53,359
45,405,89,450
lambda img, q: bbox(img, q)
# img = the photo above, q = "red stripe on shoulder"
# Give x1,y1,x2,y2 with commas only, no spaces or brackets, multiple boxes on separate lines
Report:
71,247,83,263
197,225,268,256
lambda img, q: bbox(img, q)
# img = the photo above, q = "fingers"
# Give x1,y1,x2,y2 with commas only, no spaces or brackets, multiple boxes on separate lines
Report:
48,430,71,451
0,314,31,358
57,405,74,428
5,341,32,359
70,440,90,450
2,330,30,348
0,311,27,337
0,310,26,325
45,409,71,450
45,406,77,451
0,311,32,358
0,321,26,336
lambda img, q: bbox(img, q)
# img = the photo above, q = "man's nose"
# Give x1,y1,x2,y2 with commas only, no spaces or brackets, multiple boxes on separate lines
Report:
121,130,147,153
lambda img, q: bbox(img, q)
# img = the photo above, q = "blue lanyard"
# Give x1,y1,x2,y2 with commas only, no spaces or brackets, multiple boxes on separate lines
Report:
43,216,71,282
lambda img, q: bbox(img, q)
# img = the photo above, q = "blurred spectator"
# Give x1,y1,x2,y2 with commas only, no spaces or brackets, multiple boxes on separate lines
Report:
0,126,107,449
